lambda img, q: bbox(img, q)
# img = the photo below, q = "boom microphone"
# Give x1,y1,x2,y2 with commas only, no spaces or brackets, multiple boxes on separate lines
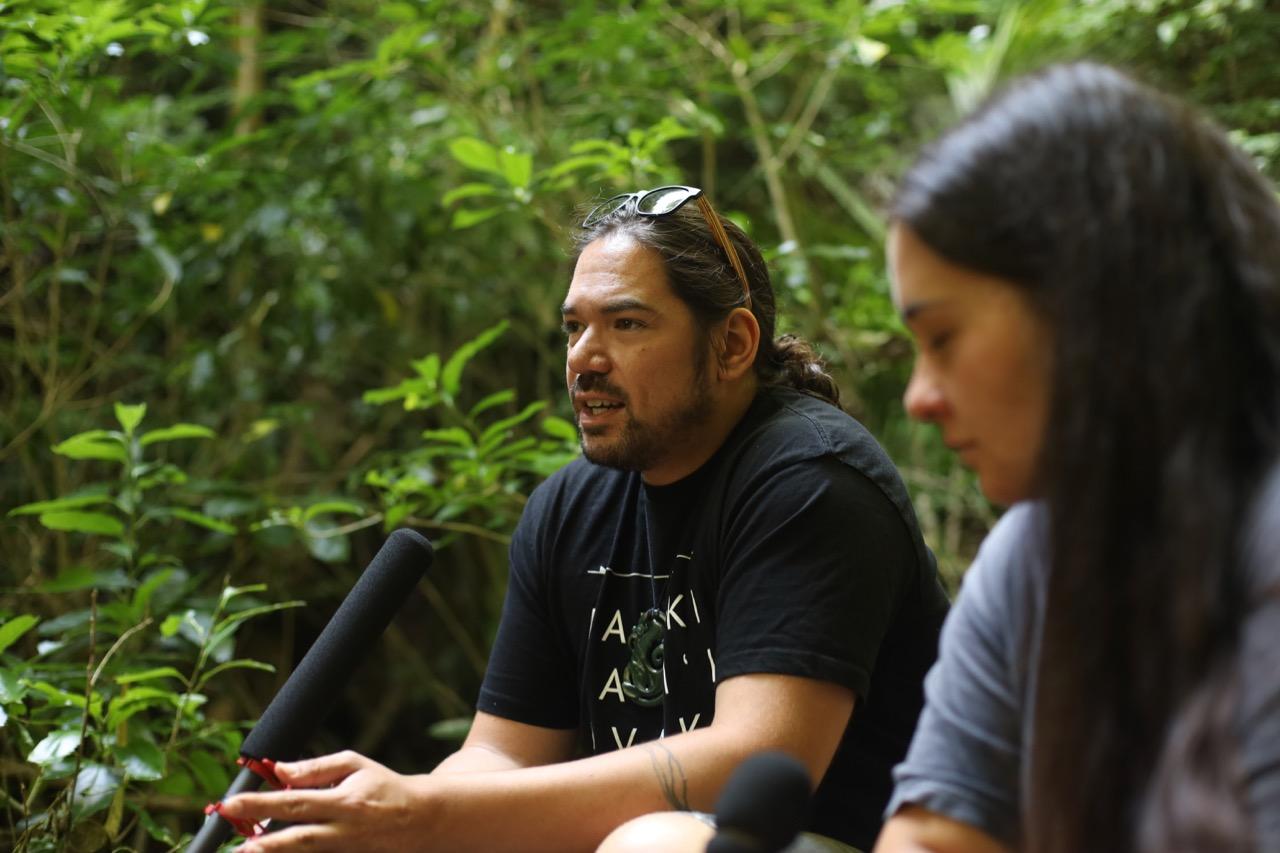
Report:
187,528,433,853
706,752,812,853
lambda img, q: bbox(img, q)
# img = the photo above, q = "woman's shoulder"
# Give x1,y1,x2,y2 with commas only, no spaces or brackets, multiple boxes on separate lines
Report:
960,502,1051,611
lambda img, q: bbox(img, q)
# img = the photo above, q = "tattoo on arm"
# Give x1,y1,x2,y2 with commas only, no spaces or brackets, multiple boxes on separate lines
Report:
644,742,691,811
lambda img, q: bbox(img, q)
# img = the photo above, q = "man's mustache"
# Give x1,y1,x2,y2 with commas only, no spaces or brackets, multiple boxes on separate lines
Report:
571,373,628,401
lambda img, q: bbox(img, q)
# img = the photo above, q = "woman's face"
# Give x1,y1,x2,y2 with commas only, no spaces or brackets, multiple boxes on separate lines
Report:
889,223,1054,506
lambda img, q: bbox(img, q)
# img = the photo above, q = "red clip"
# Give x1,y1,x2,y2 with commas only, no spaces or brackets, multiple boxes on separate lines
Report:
205,800,265,838
238,756,289,790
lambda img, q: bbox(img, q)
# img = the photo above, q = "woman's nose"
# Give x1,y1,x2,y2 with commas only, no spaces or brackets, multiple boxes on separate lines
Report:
903,361,948,423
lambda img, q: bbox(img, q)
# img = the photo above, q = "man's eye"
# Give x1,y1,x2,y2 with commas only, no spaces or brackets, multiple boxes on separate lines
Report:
615,318,643,330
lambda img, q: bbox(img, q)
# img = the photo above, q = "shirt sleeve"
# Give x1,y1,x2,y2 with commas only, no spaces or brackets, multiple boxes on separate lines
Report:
711,455,920,699
1239,469,1280,843
884,505,1044,846
1239,589,1280,844
475,484,580,730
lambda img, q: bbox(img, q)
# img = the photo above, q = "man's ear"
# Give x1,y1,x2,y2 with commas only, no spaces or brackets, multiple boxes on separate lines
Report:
714,307,761,381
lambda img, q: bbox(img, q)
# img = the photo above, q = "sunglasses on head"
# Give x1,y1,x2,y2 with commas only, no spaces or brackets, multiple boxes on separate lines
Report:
582,185,752,311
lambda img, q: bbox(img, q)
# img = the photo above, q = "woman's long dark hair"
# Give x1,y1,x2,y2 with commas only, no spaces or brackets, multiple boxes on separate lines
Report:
575,202,842,407
894,63,1280,851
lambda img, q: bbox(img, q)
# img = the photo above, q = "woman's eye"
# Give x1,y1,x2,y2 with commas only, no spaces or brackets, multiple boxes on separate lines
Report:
561,321,581,336
927,331,953,352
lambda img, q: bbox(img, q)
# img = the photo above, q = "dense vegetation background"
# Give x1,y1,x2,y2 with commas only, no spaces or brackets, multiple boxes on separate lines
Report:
2,0,1277,848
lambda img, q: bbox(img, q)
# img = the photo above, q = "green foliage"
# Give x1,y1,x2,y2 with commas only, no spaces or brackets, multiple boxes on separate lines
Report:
2,407,296,850
359,322,579,540
3,1,1278,846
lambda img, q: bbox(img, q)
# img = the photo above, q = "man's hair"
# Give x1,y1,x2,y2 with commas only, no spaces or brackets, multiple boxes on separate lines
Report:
574,202,841,408
895,61,1280,853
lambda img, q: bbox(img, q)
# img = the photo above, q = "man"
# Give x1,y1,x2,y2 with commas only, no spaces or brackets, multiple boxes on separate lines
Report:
223,186,949,852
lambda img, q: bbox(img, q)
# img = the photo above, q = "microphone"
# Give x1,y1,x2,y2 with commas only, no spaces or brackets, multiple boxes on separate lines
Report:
706,752,812,853
187,528,433,853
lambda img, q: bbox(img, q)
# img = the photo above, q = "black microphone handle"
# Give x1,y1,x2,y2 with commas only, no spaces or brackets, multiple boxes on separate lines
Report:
706,827,773,853
706,751,812,853
187,766,260,853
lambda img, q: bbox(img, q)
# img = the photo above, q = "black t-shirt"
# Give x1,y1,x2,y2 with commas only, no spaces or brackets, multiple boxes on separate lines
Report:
478,387,949,849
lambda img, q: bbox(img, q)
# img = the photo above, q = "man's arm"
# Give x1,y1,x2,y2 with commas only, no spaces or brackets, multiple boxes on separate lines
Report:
221,671,853,852
874,807,1011,853
431,712,577,774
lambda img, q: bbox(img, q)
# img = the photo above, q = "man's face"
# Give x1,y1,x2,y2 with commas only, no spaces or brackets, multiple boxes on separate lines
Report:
562,234,716,482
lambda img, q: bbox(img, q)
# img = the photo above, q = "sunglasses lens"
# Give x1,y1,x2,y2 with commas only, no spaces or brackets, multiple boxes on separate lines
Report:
584,194,633,227
636,186,696,216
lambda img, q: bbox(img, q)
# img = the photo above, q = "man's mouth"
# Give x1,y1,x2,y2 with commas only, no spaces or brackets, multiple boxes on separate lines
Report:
575,396,626,429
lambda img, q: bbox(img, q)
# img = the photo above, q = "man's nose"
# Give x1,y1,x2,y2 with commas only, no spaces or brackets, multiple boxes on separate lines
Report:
566,328,612,376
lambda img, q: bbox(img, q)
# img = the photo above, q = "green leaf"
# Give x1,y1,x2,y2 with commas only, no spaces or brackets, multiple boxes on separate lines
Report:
115,667,186,686
0,615,40,655
27,680,93,711
498,147,533,188
8,490,113,517
219,584,268,606
114,402,146,434
411,353,441,382
184,750,230,797
304,530,350,563
542,416,579,442
427,716,472,742
301,500,365,522
52,431,128,463
165,508,236,535
35,566,133,593
112,740,165,782
38,511,125,537
479,401,546,445
441,182,499,206
138,423,216,446
105,687,185,728
543,153,615,180
207,601,305,652
0,667,27,703
71,764,120,818
441,320,509,398
420,427,474,447
468,389,516,419
195,658,274,690
447,136,501,175
28,730,82,766
854,35,889,65
133,569,178,619
451,206,505,230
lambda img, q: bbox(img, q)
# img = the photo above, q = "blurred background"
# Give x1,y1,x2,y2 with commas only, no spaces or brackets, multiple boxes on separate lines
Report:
2,0,1277,848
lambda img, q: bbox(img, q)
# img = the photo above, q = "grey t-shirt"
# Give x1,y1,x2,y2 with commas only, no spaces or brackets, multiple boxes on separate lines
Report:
886,499,1280,846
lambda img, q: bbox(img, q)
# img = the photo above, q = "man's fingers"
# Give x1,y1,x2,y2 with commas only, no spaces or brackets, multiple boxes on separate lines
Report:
221,788,338,823
273,750,369,788
238,822,343,852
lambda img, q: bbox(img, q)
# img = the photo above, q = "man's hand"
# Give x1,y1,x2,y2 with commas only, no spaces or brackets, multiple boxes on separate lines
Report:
219,751,434,853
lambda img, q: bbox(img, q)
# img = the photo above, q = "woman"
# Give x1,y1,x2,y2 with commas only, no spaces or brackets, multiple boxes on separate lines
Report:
874,63,1280,852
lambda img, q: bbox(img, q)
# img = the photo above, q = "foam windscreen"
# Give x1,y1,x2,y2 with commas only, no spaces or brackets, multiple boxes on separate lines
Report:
707,751,812,853
240,528,433,761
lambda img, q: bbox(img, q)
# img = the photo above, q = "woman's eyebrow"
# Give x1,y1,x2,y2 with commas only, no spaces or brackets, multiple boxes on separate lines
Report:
899,299,946,323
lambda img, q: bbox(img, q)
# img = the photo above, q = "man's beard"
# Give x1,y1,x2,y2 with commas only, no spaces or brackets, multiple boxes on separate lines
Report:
574,348,713,473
